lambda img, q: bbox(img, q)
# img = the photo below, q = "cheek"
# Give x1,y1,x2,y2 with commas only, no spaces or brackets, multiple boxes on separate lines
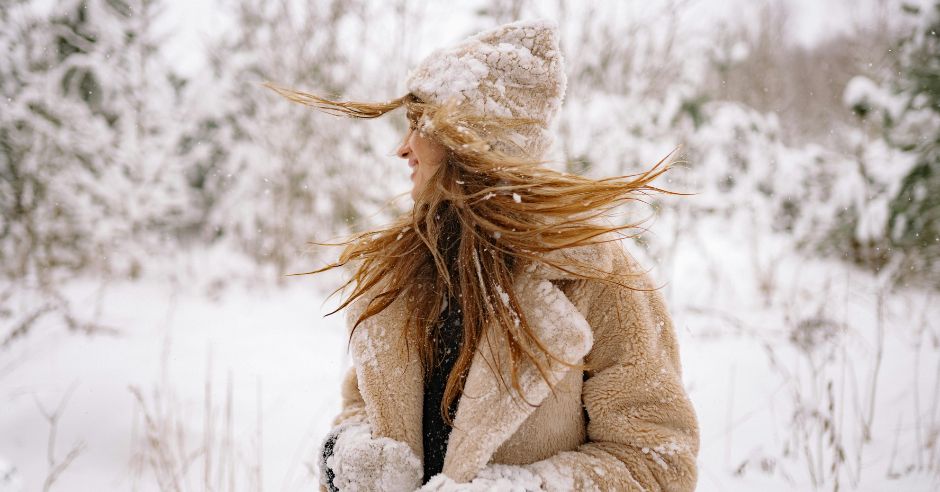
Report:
420,159,440,184
414,140,445,177
413,133,446,166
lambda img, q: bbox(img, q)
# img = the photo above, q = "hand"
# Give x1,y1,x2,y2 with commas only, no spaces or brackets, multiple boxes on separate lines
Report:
417,463,543,492
320,422,422,492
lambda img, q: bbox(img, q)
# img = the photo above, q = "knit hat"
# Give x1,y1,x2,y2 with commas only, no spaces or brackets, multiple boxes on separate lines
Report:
404,19,567,159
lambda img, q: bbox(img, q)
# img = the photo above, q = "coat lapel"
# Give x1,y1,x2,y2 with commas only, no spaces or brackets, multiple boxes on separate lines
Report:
346,237,615,483
441,270,596,482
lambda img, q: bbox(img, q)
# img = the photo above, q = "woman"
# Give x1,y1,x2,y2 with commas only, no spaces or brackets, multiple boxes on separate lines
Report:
267,19,699,491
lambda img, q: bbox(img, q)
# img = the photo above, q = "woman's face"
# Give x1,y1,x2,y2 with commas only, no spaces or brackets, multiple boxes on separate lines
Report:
396,112,447,201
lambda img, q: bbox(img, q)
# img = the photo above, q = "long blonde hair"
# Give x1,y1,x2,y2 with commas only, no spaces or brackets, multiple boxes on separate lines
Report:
264,81,681,426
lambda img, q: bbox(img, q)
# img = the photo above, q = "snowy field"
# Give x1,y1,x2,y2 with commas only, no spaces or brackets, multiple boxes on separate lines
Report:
2,217,937,491
2,0,938,490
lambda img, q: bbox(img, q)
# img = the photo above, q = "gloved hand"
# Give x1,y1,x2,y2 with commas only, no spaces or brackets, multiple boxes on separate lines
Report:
416,463,543,492
318,421,423,492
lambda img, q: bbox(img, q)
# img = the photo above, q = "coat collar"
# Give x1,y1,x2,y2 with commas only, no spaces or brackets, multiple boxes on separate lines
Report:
344,239,614,482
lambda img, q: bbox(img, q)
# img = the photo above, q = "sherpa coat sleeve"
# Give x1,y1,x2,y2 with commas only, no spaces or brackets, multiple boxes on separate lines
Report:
513,253,700,491
317,366,370,492
316,365,369,469
332,365,370,427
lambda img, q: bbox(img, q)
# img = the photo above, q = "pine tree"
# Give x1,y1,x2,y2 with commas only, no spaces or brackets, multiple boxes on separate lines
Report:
885,2,940,284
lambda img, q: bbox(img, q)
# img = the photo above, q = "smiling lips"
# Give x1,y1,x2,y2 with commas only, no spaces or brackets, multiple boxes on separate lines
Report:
409,159,418,179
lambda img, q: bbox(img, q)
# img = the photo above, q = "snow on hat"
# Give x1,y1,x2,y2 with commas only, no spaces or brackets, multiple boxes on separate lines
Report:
404,19,567,159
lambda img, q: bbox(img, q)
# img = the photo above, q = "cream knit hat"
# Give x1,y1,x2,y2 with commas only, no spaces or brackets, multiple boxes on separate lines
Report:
404,19,567,159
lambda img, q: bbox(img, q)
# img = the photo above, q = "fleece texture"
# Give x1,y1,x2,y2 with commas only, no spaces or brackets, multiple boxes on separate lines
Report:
318,235,700,491
418,463,543,491
321,421,423,492
404,18,567,159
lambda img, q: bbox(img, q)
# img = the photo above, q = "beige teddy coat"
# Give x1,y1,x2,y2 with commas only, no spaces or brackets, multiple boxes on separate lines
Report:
321,237,700,491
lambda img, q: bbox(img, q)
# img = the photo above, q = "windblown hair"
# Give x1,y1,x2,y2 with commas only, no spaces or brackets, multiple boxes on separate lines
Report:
264,81,683,427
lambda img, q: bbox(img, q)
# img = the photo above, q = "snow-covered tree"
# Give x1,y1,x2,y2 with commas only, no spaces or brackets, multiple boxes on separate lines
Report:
176,0,410,276
842,1,940,285
0,0,186,283
885,2,940,283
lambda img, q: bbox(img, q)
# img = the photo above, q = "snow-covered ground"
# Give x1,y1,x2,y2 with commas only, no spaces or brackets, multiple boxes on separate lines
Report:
666,216,939,491
0,248,353,491
1,216,937,491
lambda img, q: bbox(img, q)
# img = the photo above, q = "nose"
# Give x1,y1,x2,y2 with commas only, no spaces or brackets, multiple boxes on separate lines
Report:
396,131,412,159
